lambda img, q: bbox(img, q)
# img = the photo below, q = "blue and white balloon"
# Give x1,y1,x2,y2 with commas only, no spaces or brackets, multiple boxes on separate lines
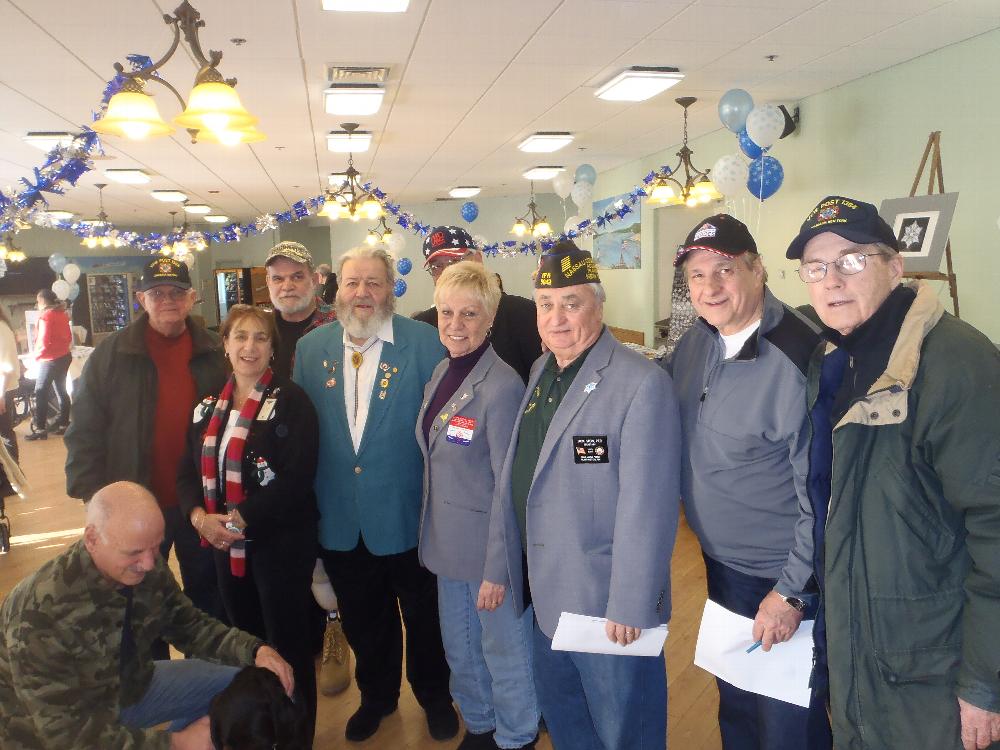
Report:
718,89,754,133
461,201,479,222
67,282,81,302
393,278,408,297
48,253,67,274
574,163,597,185
745,104,785,150
738,128,763,160
396,257,412,276
711,154,750,197
747,156,784,201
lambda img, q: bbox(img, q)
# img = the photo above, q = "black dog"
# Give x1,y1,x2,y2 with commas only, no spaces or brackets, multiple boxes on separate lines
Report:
209,666,308,750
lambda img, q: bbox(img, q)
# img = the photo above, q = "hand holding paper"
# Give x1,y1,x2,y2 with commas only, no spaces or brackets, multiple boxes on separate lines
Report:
552,612,668,657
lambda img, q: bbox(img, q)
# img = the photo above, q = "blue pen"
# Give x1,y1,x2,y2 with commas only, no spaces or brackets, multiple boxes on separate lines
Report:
746,639,763,653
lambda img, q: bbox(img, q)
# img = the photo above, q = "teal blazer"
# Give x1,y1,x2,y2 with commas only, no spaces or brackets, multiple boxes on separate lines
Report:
293,315,446,554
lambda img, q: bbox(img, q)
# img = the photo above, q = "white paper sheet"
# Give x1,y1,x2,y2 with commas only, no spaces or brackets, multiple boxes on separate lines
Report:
551,612,668,657
694,599,813,708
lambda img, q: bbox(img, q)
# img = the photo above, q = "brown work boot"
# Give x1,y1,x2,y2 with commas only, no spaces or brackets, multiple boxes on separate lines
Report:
319,615,352,696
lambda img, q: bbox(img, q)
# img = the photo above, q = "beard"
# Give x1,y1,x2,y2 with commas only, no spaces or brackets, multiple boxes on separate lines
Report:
272,292,315,317
336,293,396,340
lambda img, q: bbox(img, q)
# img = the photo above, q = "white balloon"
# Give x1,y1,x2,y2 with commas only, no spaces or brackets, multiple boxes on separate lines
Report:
552,173,573,200
52,279,71,301
62,262,81,284
745,104,785,150
564,216,583,234
182,253,196,269
570,181,593,209
710,154,750,197
384,232,406,253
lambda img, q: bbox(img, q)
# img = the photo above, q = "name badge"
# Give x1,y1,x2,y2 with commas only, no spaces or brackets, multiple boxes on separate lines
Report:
256,397,277,421
446,415,476,446
573,435,609,464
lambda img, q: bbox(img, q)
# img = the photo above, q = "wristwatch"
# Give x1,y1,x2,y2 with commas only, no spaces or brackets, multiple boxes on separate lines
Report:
782,595,808,612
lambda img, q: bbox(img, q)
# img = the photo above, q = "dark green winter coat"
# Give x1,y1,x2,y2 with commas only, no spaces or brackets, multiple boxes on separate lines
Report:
810,282,1000,749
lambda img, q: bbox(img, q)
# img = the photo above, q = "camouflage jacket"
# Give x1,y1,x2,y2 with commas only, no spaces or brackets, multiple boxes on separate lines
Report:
0,540,259,749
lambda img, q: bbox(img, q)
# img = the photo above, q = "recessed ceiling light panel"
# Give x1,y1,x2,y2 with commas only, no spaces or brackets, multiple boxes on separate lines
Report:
324,84,385,116
518,132,574,153
184,204,212,214
449,187,481,198
322,0,409,11
105,168,151,184
326,129,372,153
151,190,188,202
204,214,229,223
595,66,684,102
23,131,76,151
46,210,75,221
329,172,349,186
522,166,565,180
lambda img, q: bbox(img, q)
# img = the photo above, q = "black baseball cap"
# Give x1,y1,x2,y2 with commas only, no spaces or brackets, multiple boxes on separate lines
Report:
535,240,601,289
423,226,476,266
786,196,898,259
674,214,757,267
138,256,191,291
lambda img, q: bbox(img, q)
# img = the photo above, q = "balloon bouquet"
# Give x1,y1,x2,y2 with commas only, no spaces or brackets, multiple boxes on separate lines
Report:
712,89,793,204
48,254,82,305
554,164,598,236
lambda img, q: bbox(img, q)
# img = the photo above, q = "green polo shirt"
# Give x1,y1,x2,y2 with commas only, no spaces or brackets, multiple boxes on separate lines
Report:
510,336,600,548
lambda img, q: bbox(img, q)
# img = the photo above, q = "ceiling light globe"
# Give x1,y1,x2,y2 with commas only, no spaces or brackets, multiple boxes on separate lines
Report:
175,81,257,132
93,90,174,140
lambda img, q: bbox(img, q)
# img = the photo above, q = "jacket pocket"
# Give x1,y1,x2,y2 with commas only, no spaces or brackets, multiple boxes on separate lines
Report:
869,589,962,685
443,496,488,514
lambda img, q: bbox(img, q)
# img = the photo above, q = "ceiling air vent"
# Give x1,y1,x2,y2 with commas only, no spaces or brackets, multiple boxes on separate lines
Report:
326,66,390,83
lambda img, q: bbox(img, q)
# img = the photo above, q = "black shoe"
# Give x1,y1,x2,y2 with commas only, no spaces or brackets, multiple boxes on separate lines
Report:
0,517,10,554
51,424,68,436
25,430,47,441
424,700,459,741
345,702,397,742
457,730,500,750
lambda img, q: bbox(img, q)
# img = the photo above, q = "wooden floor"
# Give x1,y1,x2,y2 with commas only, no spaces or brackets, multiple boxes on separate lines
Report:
0,424,721,750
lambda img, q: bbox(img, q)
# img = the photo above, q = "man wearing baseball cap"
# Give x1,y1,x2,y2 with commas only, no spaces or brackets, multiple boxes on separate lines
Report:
789,196,1000,750
66,256,227,647
414,226,540,383
666,214,830,749
484,240,680,748
263,241,336,380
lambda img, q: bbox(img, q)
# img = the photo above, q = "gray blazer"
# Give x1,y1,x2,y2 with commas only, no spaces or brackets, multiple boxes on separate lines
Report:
484,327,682,639
417,345,526,583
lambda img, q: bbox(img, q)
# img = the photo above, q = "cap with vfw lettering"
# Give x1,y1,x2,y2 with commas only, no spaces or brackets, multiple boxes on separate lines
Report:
534,240,601,289
786,196,898,259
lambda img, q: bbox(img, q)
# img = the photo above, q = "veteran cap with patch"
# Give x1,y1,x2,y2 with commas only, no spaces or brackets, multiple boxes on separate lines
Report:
265,241,314,268
786,196,898,259
534,240,601,289
674,214,757,267
422,226,476,266
137,255,192,291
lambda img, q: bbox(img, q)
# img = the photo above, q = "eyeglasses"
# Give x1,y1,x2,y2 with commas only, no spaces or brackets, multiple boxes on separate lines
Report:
798,250,886,283
426,257,464,276
142,287,190,301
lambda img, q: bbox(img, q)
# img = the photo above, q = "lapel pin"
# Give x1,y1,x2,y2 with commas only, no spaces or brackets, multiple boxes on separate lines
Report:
326,378,337,388
584,382,597,394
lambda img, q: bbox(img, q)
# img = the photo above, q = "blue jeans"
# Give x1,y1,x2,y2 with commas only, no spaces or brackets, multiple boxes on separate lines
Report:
437,576,538,748
119,659,240,732
532,619,666,750
703,554,832,750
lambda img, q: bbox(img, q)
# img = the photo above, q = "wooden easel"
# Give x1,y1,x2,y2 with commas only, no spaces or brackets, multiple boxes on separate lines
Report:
905,131,960,317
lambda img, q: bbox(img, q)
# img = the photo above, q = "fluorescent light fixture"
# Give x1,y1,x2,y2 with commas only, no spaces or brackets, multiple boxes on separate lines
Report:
184,204,212,214
105,168,151,184
595,66,684,102
522,166,565,180
23,131,76,151
150,190,188,202
322,0,409,11
326,129,372,153
204,214,229,223
328,172,349,187
518,132,574,153
324,84,385,116
449,186,481,198
46,210,75,221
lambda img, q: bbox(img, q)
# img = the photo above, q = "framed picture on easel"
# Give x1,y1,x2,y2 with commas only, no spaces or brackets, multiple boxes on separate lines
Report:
878,192,959,274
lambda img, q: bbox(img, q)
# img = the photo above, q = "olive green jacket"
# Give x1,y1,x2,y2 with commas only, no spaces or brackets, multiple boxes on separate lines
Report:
0,540,258,749
813,282,1000,749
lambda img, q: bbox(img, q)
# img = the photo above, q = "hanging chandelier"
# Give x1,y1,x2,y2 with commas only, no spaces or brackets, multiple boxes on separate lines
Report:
365,215,393,246
648,97,722,207
162,211,208,257
0,234,27,263
510,182,552,238
319,125,383,222
80,184,126,249
92,1,263,146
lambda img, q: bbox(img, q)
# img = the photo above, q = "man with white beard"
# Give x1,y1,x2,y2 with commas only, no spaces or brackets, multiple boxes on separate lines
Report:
293,245,456,744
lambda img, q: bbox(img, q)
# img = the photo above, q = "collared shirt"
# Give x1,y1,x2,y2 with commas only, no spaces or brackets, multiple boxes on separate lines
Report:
510,336,600,547
342,316,394,452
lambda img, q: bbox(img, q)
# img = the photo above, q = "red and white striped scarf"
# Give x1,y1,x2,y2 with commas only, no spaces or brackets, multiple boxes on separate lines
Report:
200,368,273,577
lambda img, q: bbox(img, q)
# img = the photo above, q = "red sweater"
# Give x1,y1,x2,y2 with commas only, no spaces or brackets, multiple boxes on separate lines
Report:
145,325,196,510
35,307,72,361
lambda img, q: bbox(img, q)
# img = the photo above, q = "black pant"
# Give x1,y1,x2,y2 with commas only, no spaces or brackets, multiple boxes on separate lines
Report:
152,506,225,660
216,526,318,745
32,353,72,430
320,538,451,710
0,401,18,509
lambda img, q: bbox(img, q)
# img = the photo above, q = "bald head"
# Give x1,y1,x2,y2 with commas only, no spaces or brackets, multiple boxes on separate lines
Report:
84,482,164,587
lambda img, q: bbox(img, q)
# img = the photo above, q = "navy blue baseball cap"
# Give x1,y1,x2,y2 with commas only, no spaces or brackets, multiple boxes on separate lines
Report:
675,214,757,267
786,196,898,259
422,226,476,266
